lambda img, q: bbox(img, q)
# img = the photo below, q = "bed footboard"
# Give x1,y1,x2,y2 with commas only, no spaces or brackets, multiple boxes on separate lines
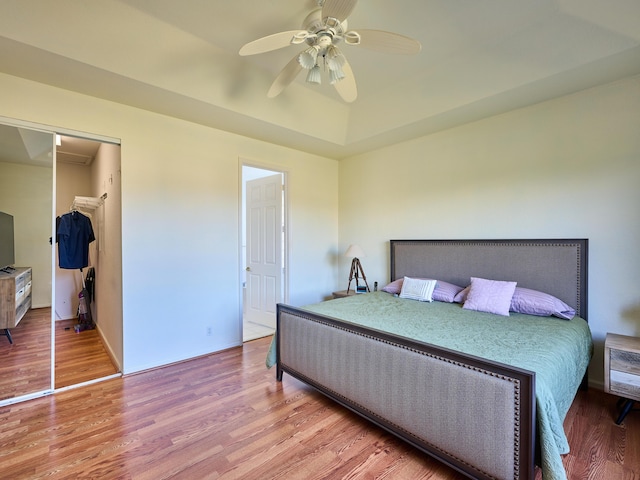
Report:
277,304,536,480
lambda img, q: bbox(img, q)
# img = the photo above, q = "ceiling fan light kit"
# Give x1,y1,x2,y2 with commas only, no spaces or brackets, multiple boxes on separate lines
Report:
329,67,345,85
306,65,322,85
299,46,320,69
239,0,421,103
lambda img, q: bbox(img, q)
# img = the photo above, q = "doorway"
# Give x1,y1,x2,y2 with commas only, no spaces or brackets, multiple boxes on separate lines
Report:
241,164,287,342
54,134,123,389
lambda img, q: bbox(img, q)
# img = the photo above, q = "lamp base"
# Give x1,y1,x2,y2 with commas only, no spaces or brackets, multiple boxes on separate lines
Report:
347,258,370,294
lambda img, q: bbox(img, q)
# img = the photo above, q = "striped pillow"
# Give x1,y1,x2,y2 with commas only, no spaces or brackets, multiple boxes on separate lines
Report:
383,278,463,303
399,277,437,302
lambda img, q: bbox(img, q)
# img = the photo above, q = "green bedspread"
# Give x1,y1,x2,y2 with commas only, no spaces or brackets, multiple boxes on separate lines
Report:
267,291,593,480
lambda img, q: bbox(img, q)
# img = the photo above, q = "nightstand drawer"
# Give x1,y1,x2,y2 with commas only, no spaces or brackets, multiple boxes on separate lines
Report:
611,349,640,376
605,333,640,402
610,370,640,399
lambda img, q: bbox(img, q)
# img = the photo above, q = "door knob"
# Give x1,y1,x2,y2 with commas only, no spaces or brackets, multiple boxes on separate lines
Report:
246,267,251,271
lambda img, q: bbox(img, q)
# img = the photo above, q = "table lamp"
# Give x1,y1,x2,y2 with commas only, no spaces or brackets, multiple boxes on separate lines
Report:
345,244,370,294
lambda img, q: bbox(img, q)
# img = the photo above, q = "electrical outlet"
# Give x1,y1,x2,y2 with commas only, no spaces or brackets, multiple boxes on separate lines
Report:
206,326,212,336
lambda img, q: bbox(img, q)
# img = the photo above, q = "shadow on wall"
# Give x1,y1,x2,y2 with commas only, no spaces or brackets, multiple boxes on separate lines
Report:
621,303,640,335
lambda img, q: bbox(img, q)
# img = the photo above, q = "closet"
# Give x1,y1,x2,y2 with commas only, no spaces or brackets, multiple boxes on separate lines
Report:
57,195,104,331
55,137,123,388
0,119,122,406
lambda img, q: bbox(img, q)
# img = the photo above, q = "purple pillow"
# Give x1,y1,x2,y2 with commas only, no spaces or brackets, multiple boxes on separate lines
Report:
462,277,517,316
510,287,576,320
382,278,403,294
433,280,464,303
382,278,463,303
454,285,469,303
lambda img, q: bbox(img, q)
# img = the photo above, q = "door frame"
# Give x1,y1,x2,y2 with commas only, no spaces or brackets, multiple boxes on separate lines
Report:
238,159,289,342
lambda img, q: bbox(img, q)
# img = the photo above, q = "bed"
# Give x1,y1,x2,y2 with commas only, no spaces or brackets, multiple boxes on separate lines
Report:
270,239,592,480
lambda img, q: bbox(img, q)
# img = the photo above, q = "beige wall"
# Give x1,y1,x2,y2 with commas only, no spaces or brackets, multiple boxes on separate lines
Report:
339,76,640,387
90,142,123,370
0,161,52,308
0,72,339,374
4,69,637,387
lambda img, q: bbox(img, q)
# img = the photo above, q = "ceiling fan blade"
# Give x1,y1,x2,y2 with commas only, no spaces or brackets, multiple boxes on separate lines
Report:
333,59,357,103
322,0,358,23
239,30,310,56
267,54,304,98
351,29,422,55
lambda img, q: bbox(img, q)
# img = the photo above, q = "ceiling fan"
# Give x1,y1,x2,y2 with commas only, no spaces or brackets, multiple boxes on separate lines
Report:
239,0,421,103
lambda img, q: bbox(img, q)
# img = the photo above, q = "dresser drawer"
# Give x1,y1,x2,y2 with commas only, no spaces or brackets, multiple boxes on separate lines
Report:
0,267,32,330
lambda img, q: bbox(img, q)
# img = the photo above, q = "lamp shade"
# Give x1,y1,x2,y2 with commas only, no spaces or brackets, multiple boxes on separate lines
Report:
345,244,365,258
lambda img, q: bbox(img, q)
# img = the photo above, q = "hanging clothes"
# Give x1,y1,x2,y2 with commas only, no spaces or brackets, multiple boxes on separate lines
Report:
57,211,95,269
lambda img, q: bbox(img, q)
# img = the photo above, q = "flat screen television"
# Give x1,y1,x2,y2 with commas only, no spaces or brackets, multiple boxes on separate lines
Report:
0,211,15,271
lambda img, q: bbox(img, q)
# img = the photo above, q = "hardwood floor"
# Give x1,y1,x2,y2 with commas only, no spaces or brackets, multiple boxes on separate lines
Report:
0,335,639,479
0,308,51,400
55,318,118,388
0,307,118,402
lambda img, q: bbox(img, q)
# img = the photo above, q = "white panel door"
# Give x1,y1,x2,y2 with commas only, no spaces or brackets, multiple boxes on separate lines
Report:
245,173,282,329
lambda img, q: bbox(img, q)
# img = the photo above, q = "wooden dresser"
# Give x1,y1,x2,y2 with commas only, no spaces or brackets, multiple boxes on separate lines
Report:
604,332,640,424
0,267,32,344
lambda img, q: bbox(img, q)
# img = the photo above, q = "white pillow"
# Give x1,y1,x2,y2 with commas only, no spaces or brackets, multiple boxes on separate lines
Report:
399,277,437,302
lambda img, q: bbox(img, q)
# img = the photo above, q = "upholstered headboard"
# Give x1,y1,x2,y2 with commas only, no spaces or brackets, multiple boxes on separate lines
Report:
390,239,588,320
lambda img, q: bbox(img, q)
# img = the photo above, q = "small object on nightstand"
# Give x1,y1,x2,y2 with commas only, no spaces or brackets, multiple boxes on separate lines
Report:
604,333,640,424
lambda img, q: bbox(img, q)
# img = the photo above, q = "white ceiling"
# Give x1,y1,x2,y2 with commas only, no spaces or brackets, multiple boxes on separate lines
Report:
0,123,101,168
0,0,638,159
0,123,53,167
56,136,102,166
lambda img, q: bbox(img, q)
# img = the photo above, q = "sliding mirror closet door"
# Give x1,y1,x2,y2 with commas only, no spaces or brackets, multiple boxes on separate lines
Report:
0,122,54,403
54,136,122,389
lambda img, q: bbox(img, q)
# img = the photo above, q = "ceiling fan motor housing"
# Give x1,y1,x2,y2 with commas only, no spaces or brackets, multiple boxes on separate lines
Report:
302,8,348,48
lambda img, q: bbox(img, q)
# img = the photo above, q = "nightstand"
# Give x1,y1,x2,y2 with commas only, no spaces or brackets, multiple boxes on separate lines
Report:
604,333,640,424
332,290,356,299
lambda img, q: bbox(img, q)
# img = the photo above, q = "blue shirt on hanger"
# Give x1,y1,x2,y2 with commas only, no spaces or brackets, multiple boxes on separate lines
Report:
57,211,95,269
